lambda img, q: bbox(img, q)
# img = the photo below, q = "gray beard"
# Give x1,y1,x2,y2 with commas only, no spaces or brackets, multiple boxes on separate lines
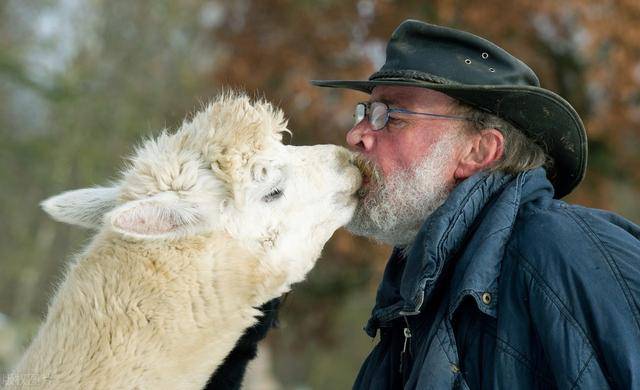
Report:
346,134,460,247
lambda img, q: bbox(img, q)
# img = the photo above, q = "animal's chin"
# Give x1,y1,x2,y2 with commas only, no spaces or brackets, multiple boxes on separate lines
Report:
332,185,360,207
342,194,359,215
333,204,357,228
326,192,358,222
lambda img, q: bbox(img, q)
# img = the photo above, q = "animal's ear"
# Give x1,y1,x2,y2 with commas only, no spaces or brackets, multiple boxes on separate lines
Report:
107,193,204,238
41,187,119,229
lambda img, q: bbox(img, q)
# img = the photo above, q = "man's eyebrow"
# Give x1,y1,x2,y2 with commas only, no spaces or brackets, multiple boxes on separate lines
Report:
370,97,398,106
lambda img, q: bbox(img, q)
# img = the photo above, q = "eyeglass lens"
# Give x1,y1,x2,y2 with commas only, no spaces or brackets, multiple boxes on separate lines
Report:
355,103,366,126
370,102,388,130
354,102,389,131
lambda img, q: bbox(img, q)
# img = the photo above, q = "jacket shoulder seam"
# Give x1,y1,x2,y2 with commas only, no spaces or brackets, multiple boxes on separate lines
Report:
494,337,556,385
570,351,595,390
515,249,590,337
515,250,600,385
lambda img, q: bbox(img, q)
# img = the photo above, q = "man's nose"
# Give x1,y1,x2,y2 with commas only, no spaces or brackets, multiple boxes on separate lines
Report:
346,119,376,152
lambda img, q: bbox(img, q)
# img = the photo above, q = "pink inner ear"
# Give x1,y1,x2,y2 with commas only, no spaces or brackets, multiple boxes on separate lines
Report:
113,203,180,235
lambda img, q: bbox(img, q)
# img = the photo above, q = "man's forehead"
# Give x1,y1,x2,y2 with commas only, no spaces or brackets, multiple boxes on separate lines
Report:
370,85,456,108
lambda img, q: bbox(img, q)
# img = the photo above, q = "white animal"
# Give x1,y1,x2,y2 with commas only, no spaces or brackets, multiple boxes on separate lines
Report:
8,93,361,389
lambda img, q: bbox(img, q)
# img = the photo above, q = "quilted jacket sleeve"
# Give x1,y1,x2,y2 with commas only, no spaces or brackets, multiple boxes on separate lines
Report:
509,206,640,389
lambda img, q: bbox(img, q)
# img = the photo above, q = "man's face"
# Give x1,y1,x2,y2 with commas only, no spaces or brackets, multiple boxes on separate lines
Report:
345,85,469,246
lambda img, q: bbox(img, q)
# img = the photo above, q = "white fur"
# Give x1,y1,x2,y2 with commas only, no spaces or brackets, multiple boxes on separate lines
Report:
9,92,361,389
41,187,120,229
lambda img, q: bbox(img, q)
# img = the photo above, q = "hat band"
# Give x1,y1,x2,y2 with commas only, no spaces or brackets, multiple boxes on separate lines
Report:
369,69,461,86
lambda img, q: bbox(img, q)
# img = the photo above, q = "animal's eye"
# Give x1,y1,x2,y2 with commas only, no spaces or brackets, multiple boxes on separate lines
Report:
262,188,284,203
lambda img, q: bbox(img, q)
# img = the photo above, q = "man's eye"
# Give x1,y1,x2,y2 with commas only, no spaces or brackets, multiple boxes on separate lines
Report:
387,116,406,126
262,188,284,202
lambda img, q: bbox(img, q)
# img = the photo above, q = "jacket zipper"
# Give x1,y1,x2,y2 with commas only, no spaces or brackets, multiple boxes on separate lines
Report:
398,316,413,377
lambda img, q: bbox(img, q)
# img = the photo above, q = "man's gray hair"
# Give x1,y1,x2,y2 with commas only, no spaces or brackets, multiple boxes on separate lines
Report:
459,104,552,174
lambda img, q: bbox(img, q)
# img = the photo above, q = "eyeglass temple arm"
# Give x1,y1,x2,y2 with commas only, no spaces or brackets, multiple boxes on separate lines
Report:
389,108,473,121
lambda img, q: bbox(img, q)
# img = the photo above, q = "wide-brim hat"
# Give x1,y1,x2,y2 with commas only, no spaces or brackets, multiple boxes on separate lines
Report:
312,20,587,198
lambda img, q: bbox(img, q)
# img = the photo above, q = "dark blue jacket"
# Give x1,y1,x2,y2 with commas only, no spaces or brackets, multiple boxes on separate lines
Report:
354,168,640,389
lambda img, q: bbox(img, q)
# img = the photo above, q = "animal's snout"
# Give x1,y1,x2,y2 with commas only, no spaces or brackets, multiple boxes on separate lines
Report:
295,144,363,196
330,147,363,195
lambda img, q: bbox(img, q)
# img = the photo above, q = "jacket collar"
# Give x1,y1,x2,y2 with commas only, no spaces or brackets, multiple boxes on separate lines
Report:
364,168,554,336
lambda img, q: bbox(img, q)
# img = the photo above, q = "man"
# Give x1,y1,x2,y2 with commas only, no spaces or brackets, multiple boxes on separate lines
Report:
309,20,640,389
207,20,640,389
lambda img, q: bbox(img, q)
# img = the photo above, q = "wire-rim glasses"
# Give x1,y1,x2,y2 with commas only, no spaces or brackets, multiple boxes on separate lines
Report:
354,101,473,131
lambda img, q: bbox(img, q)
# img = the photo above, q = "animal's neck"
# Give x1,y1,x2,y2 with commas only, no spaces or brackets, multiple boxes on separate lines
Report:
11,230,272,389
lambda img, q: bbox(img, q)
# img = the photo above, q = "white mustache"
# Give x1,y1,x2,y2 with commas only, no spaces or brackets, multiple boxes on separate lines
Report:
351,153,382,198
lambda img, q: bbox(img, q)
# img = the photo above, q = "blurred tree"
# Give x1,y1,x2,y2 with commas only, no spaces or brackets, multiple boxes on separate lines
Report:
0,0,220,370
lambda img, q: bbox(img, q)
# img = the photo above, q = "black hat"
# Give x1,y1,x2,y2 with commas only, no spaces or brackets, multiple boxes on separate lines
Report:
312,19,587,198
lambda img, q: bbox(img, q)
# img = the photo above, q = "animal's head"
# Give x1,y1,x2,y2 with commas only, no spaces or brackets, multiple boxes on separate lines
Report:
42,93,361,260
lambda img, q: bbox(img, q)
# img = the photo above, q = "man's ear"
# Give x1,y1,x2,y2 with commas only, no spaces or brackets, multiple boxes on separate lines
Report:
41,187,120,229
107,193,205,239
454,128,504,180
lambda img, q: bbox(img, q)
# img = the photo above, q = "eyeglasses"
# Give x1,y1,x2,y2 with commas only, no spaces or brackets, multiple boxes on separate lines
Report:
354,101,473,131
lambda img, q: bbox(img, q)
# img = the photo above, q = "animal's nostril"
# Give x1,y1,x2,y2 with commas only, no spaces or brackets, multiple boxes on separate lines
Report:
335,148,356,168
